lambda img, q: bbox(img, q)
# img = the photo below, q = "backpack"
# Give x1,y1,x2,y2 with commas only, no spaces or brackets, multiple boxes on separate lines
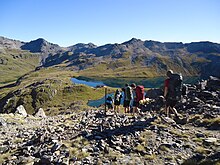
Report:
115,93,121,102
181,84,188,96
168,73,183,101
136,85,145,101
106,96,113,104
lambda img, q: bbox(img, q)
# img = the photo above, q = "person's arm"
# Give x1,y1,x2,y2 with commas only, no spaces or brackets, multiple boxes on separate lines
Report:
164,86,168,97
164,79,169,98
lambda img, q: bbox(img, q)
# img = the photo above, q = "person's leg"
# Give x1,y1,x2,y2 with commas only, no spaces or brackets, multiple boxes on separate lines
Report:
124,101,127,113
117,105,120,113
114,105,117,113
124,100,129,113
170,107,178,116
134,107,137,115
110,104,113,111
166,106,170,117
136,101,140,114
133,101,136,115
165,99,172,117
170,100,178,116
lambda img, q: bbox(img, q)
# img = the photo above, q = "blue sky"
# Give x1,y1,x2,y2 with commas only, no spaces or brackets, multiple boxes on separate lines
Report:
0,0,219,46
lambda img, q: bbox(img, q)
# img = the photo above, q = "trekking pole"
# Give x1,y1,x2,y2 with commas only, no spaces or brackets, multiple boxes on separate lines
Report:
104,86,107,116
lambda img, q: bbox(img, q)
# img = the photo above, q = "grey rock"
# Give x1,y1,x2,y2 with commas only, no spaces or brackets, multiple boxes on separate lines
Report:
196,132,205,138
207,76,220,91
165,162,176,165
149,125,158,130
0,145,9,154
145,88,163,99
94,136,102,140
92,147,100,152
15,105,27,117
51,142,63,152
174,115,188,125
39,155,53,164
161,116,176,124
203,138,218,146
199,91,215,99
34,108,46,118
82,157,91,164
0,117,7,126
160,143,172,149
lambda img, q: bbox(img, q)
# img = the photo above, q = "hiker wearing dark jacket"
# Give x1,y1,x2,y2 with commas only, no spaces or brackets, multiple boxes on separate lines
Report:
114,89,122,113
123,84,133,113
164,70,179,117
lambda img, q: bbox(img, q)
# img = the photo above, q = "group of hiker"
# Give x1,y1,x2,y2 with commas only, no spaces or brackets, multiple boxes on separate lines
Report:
106,69,185,117
106,83,145,115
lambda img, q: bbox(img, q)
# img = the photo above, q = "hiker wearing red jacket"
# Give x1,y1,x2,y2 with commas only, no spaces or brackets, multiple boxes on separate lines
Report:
131,83,145,114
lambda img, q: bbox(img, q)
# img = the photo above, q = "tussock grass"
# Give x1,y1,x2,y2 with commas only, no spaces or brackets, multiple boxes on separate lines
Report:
169,129,190,138
144,154,156,160
159,145,170,152
202,117,220,128
63,136,90,160
195,146,211,155
105,150,123,161
135,144,145,152
0,152,11,164
192,137,204,143
188,114,203,123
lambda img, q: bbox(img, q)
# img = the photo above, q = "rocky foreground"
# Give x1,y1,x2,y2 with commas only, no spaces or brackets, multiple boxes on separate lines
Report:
0,77,220,165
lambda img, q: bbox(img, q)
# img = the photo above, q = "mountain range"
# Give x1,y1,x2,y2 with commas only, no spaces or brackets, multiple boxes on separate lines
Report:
0,36,220,165
1,36,220,80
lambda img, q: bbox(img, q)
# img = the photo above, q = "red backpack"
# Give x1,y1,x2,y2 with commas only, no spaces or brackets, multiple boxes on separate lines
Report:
136,85,145,101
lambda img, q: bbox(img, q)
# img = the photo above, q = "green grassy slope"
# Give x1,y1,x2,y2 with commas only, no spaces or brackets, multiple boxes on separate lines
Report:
77,53,207,78
0,67,111,115
0,49,40,85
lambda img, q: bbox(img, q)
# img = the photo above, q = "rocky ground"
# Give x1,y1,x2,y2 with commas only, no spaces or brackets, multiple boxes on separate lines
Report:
0,77,220,165
0,110,219,165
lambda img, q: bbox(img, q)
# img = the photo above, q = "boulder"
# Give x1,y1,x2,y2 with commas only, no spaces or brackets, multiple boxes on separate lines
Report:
15,105,27,117
196,80,207,90
207,76,220,91
0,117,7,127
203,138,218,146
0,145,9,154
34,108,46,118
174,115,188,125
145,88,163,99
161,116,176,124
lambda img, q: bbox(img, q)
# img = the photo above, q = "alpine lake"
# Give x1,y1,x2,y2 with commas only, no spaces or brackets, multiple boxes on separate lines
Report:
71,76,199,107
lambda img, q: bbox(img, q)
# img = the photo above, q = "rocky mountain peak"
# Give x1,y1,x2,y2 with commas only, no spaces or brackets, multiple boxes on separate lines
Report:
21,38,62,54
122,38,143,45
34,38,48,45
67,43,97,54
